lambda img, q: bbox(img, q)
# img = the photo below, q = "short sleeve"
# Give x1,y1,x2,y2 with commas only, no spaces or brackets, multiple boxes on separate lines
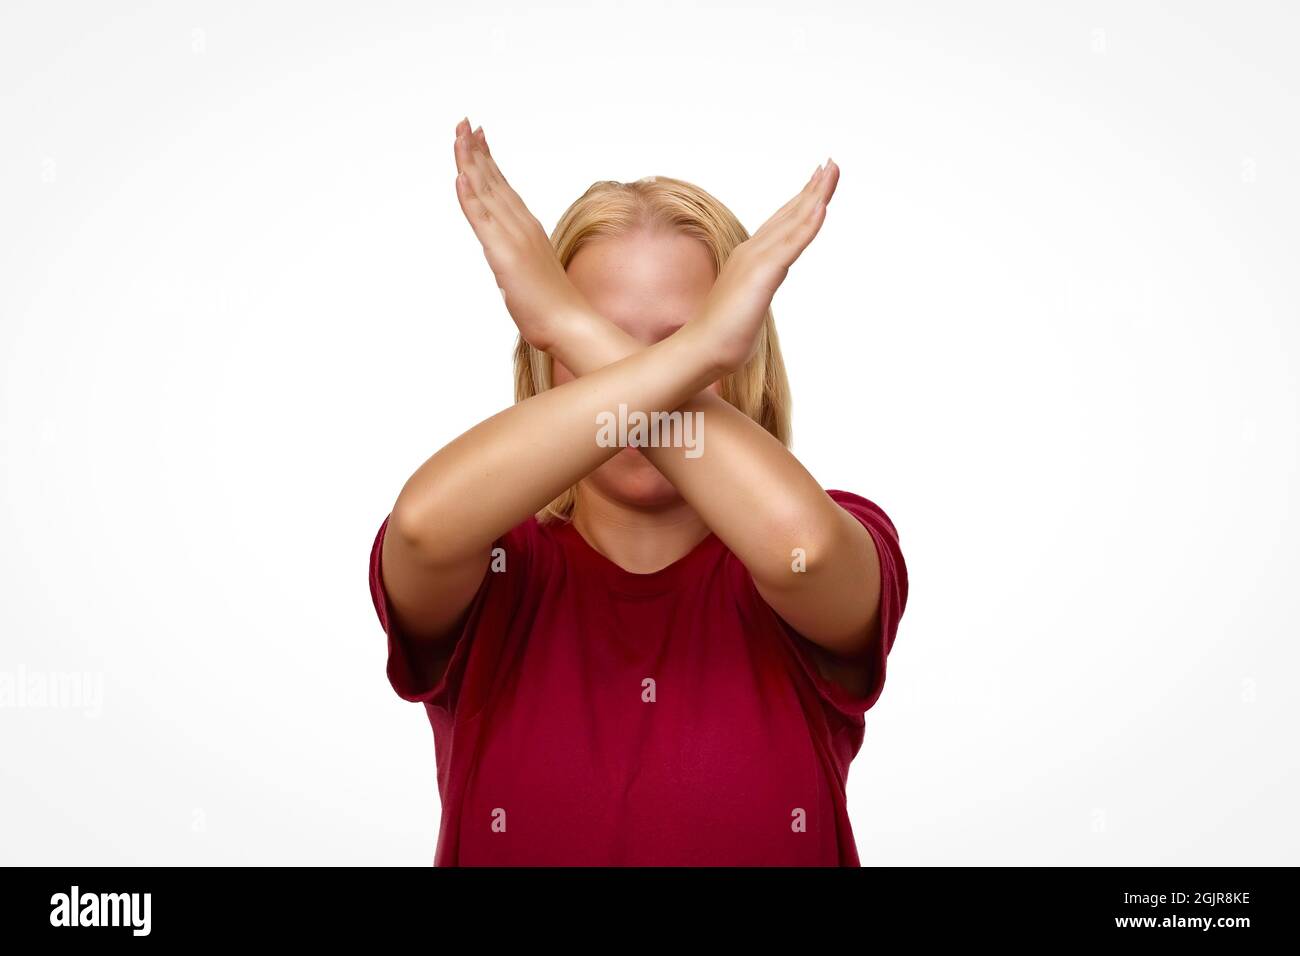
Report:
367,515,534,709
779,488,910,720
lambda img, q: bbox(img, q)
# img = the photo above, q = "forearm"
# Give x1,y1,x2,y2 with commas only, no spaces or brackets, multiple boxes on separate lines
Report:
550,312,840,574
443,120,875,652
551,310,882,655
390,320,724,569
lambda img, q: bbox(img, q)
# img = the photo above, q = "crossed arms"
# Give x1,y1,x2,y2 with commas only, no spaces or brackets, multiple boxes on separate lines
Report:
380,120,883,696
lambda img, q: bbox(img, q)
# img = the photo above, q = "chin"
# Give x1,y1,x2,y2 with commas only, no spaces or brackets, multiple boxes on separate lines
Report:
586,447,683,510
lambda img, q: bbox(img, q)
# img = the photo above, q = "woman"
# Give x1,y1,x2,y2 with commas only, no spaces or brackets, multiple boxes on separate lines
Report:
368,118,908,866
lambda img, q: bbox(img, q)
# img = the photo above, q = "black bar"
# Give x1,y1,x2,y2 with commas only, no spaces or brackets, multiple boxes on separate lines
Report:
2,866,1287,943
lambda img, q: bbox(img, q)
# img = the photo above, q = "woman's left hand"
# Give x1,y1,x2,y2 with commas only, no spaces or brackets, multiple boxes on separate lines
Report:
691,159,840,373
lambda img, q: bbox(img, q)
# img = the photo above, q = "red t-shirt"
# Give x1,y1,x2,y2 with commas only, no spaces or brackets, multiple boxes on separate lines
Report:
368,488,908,866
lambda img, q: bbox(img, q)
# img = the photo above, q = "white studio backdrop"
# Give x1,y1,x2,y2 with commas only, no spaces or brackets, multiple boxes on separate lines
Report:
1,0,1296,865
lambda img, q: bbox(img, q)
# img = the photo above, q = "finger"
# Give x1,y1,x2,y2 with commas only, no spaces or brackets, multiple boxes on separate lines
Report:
455,168,508,244
465,127,536,230
755,162,826,236
471,126,496,181
471,126,519,198
779,194,829,261
760,163,835,264
454,117,472,173
455,132,514,224
770,157,839,242
817,158,840,206
765,164,822,225
784,160,835,224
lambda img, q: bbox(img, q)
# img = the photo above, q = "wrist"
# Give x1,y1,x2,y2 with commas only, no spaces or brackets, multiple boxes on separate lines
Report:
686,310,750,380
539,303,595,359
547,304,644,377
668,319,732,391
521,301,577,356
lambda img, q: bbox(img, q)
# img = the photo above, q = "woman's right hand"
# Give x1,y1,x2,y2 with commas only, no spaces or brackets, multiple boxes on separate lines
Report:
453,118,593,354
694,158,840,373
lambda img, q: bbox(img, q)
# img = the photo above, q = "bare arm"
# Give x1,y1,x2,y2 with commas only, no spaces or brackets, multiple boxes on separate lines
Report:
379,120,838,648
382,320,722,644
457,123,883,669
553,328,882,662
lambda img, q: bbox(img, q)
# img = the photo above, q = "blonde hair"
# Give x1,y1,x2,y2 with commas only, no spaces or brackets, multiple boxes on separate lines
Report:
514,174,792,523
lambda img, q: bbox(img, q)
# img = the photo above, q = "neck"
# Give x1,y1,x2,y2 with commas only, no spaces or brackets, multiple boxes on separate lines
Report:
570,485,711,574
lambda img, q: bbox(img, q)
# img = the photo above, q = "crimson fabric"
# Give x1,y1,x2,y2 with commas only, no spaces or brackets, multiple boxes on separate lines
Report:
368,489,907,866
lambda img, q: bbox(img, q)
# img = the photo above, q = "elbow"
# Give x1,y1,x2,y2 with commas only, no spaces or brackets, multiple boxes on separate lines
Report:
388,485,449,565
753,504,845,590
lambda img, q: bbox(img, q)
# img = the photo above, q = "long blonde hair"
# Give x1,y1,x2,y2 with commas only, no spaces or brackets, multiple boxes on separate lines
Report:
514,174,792,523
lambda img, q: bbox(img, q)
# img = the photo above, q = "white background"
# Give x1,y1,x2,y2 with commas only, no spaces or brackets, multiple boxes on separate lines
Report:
2,0,1296,865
